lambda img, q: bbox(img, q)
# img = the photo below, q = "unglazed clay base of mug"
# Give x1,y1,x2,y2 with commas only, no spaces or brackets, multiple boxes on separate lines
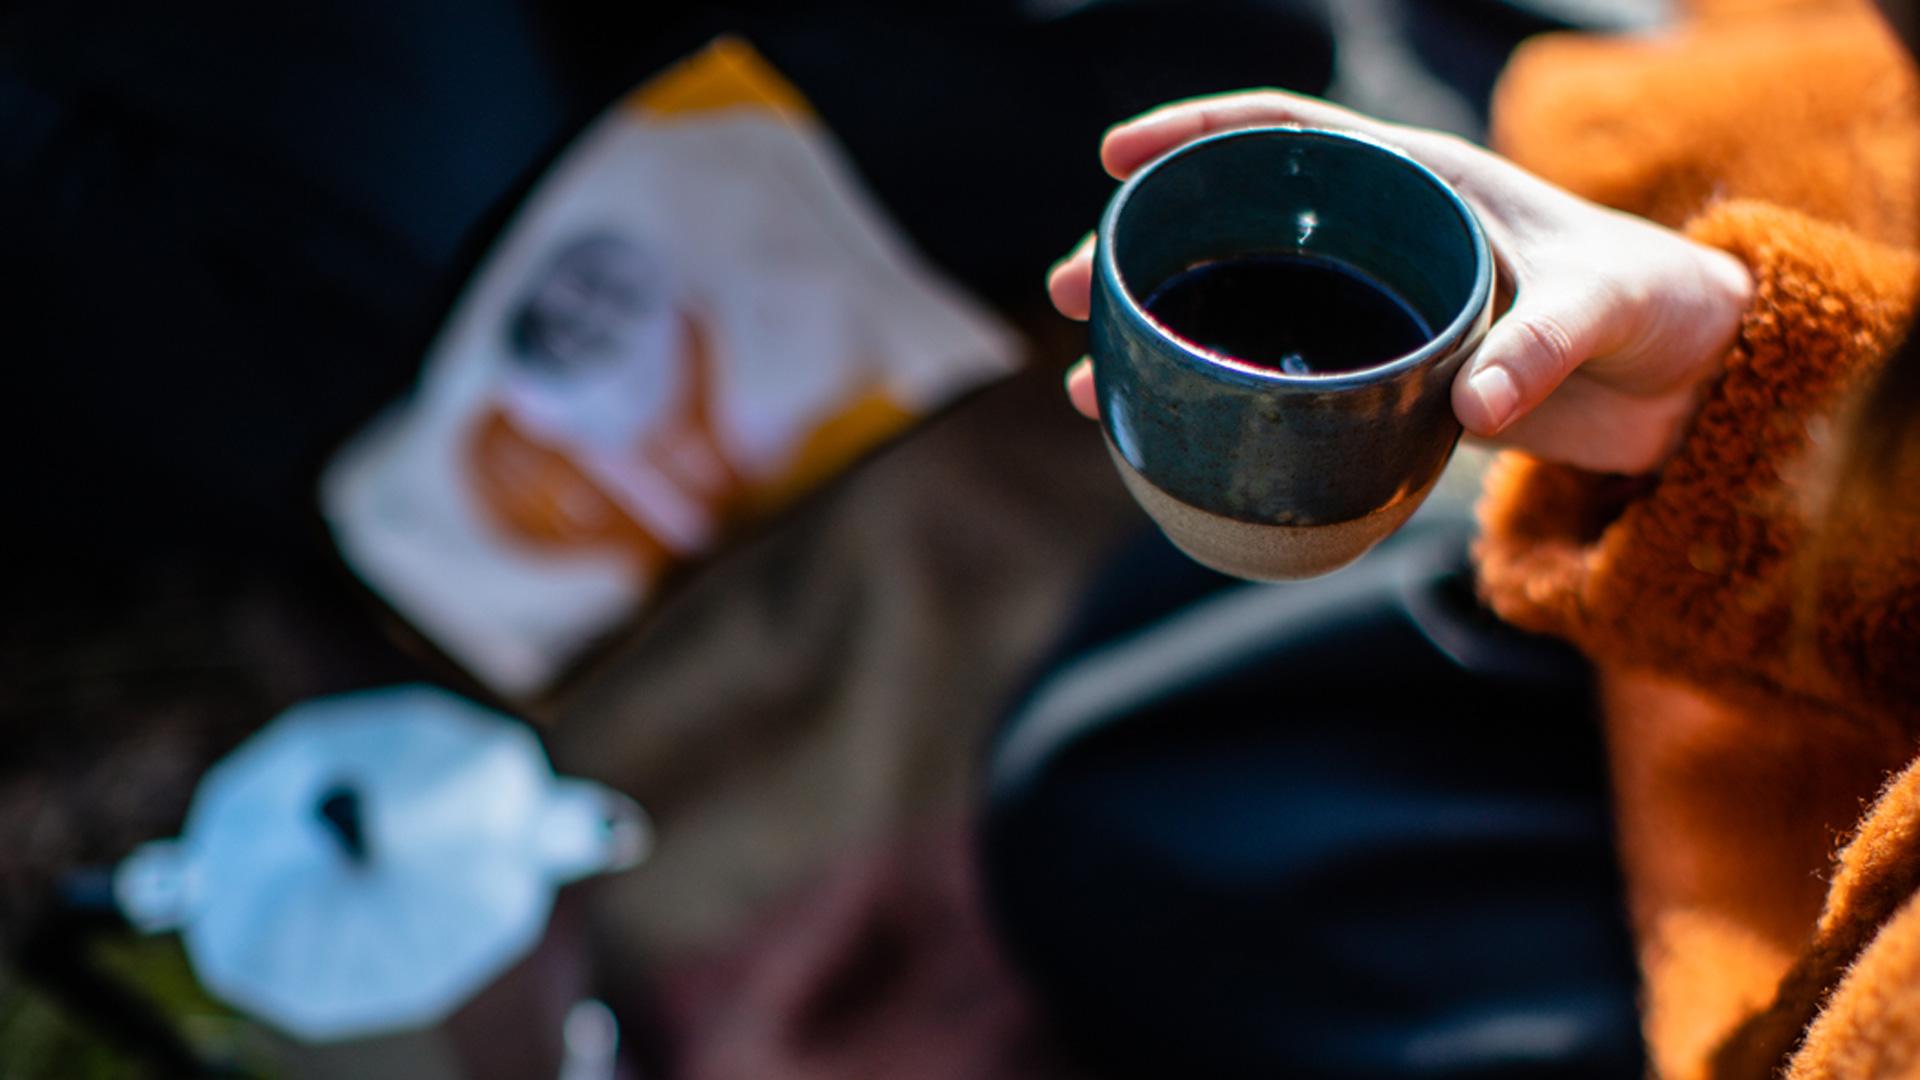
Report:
1107,439,1440,581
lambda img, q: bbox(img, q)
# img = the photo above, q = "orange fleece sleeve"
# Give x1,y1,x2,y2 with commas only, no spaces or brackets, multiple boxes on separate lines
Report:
1475,199,1919,713
1490,4,1919,245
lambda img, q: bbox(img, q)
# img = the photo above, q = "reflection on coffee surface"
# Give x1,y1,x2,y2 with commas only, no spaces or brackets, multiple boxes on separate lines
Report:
1142,254,1431,375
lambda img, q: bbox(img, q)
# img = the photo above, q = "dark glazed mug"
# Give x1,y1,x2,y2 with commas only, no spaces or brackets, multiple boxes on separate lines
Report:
1091,126,1494,579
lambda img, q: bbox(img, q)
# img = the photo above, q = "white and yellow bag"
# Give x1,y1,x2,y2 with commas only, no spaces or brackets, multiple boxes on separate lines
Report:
323,39,1019,695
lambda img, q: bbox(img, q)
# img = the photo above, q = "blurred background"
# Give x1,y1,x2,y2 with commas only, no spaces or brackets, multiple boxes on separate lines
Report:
1,1,1662,1076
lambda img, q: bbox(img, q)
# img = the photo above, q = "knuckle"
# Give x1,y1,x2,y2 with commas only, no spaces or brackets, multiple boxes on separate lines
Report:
1592,268,1638,310
1506,313,1579,380
1424,130,1477,159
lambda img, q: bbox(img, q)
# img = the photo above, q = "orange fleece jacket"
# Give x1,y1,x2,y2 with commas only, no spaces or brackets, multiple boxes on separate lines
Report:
1474,1,1920,1076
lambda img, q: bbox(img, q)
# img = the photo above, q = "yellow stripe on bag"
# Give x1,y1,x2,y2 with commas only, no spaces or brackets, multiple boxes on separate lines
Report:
744,390,917,514
627,36,817,122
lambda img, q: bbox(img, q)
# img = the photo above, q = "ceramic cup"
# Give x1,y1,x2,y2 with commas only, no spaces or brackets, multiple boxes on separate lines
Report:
1090,126,1494,579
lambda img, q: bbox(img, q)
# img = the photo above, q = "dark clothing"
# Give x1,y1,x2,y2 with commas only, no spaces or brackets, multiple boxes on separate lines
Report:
0,1,567,560
981,520,1645,1078
0,0,1336,565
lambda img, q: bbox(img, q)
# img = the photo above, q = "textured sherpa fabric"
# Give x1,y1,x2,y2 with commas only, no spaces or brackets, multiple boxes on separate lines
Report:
1472,1,1920,1076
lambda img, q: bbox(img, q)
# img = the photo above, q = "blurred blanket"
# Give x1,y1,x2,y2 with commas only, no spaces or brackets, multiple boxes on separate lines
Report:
657,827,1086,1080
547,348,1140,964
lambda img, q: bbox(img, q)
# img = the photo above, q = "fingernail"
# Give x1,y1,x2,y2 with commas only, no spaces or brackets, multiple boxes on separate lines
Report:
1466,365,1519,432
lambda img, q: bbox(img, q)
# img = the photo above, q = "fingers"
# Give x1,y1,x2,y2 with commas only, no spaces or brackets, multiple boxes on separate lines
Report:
1453,287,1617,436
1480,377,1700,475
1064,357,1098,420
1048,233,1096,320
1102,90,1388,179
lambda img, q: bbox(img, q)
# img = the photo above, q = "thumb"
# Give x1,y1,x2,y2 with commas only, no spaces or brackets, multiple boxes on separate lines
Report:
1452,289,1615,436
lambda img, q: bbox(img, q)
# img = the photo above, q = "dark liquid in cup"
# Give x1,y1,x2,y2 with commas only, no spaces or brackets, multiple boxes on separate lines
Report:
1142,254,1432,375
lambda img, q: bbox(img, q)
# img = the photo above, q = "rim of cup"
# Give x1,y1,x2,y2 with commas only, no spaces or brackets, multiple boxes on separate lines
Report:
1096,124,1495,391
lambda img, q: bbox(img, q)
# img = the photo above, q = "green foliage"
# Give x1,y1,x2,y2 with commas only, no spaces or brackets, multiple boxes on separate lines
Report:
0,938,278,1079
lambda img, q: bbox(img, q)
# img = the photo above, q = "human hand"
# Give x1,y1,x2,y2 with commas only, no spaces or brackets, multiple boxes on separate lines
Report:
1050,90,1753,474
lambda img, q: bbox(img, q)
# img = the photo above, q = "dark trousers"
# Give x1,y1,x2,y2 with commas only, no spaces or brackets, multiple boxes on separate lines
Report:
981,518,1644,1078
